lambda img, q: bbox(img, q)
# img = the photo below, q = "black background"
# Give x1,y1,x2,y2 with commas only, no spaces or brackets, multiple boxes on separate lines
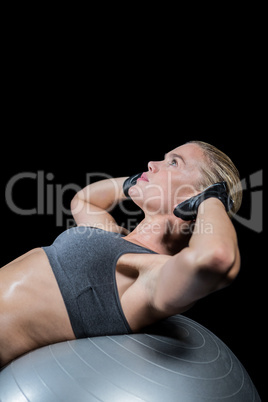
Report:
1,20,265,400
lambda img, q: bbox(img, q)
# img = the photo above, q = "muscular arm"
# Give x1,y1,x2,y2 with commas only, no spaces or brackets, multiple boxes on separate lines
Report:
153,198,240,314
70,177,128,232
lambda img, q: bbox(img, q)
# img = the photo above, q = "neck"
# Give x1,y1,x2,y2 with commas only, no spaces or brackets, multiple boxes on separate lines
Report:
125,215,191,255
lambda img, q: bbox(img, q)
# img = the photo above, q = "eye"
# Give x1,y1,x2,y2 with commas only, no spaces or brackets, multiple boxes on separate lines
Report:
169,158,178,166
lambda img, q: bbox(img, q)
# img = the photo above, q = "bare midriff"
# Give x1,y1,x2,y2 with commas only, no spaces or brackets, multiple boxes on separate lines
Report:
0,248,76,367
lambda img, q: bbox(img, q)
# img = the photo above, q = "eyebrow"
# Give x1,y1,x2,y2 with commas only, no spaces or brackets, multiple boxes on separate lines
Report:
164,152,186,165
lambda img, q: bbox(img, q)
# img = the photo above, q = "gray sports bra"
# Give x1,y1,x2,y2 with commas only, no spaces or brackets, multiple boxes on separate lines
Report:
42,226,156,338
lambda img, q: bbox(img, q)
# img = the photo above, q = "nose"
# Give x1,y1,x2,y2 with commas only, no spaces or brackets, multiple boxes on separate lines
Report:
148,161,159,173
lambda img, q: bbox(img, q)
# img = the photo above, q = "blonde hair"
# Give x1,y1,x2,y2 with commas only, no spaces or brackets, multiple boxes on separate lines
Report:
187,140,243,217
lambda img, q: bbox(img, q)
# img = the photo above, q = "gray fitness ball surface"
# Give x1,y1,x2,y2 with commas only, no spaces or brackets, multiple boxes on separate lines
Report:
0,315,260,401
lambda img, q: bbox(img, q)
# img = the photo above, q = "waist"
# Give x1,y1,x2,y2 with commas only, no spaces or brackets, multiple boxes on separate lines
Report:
0,248,76,366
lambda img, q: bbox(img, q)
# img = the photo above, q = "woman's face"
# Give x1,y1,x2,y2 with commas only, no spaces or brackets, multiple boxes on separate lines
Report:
129,143,205,216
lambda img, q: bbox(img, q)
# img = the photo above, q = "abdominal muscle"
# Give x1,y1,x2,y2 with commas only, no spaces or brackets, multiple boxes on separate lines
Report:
0,248,76,367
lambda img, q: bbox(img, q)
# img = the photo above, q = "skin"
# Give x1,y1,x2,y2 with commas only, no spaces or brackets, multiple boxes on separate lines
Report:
0,143,240,367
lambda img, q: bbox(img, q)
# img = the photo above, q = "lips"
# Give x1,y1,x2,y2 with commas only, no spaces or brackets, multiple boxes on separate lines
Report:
137,172,149,182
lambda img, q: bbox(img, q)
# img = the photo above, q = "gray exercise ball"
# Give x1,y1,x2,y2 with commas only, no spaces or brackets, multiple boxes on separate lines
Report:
0,315,260,401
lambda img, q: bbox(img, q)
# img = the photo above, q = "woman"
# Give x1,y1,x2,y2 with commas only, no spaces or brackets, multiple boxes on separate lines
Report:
0,141,242,367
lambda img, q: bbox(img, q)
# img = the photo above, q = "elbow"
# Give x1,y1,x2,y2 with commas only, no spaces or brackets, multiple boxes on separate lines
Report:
196,244,240,281
189,245,241,293
209,245,236,273
211,245,241,287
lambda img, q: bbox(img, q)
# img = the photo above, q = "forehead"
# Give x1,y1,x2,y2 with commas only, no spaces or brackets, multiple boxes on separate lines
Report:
168,143,205,164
